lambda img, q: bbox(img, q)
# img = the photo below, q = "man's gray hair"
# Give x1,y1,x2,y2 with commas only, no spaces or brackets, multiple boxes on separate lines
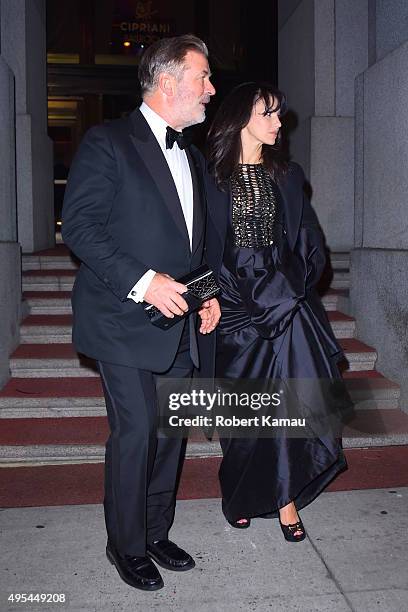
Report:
138,34,208,96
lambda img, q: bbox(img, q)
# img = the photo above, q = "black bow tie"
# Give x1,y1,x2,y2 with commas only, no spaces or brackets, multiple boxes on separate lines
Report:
166,126,189,150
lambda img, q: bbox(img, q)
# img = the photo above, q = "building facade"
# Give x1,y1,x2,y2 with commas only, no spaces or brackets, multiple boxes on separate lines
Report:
278,0,408,405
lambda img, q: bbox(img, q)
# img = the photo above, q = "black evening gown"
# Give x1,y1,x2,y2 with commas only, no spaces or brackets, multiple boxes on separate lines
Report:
216,163,349,523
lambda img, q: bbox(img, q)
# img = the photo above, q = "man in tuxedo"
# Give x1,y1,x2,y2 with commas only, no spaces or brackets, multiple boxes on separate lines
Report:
61,35,222,591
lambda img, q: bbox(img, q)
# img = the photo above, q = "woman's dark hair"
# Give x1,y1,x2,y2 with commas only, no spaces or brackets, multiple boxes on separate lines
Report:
207,82,288,189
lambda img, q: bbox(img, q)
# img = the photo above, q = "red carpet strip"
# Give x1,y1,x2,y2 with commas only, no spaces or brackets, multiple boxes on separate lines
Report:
1,446,408,508
24,245,71,256
0,372,393,399
0,377,103,398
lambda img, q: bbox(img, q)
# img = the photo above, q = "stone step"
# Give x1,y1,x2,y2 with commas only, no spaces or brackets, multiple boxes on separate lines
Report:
0,371,399,419
330,268,350,289
22,269,352,294
342,371,400,410
0,440,221,467
342,408,408,448
320,289,349,313
22,254,350,274
24,292,72,315
10,344,98,378
24,290,350,316
340,338,377,371
22,246,78,272
22,270,76,292
0,378,105,418
9,337,377,378
22,248,349,276
327,311,355,338
0,397,105,418
329,252,350,269
18,311,357,344
22,256,78,272
1,408,407,466
20,315,73,343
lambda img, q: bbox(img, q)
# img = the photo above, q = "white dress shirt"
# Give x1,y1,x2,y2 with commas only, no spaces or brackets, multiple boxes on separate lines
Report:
127,102,194,303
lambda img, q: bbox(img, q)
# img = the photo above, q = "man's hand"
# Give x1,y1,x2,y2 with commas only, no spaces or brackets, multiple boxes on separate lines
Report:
144,273,189,318
198,298,221,334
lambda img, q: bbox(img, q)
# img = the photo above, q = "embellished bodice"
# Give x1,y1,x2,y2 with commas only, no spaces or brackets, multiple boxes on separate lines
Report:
230,163,281,248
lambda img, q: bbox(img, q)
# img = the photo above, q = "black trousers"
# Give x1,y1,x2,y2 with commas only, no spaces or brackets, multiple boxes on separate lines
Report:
98,323,193,556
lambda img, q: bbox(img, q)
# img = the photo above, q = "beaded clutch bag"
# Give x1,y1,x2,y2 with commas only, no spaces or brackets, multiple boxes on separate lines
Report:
143,264,220,330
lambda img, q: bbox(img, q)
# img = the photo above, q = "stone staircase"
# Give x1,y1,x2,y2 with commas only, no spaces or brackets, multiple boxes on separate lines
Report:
1,245,408,504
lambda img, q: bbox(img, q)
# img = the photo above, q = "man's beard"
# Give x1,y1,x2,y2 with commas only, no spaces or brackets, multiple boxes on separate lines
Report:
175,92,207,128
182,107,206,128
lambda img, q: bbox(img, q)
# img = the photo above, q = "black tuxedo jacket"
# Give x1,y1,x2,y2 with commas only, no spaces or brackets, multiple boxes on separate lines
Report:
62,109,224,373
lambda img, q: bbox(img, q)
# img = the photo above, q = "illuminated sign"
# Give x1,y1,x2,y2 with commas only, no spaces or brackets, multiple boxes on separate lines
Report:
113,0,173,48
120,22,171,34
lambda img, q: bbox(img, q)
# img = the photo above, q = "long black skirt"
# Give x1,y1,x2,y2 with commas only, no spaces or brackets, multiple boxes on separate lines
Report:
216,226,351,522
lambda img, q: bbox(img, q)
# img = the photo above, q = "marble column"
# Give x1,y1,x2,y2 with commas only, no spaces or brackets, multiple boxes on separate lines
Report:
0,2,22,387
278,0,369,251
1,0,53,253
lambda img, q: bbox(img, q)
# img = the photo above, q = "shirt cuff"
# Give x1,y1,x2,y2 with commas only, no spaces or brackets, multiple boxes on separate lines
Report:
127,269,156,303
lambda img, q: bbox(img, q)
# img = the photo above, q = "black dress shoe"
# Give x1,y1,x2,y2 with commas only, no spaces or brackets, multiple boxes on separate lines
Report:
146,539,195,571
106,541,164,590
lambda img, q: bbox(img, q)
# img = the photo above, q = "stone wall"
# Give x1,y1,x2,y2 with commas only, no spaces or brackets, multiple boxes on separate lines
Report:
353,32,408,406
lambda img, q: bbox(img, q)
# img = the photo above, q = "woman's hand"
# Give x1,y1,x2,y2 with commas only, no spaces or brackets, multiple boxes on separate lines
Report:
198,298,221,334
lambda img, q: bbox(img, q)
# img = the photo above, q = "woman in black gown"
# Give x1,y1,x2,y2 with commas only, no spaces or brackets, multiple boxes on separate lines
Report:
207,82,352,542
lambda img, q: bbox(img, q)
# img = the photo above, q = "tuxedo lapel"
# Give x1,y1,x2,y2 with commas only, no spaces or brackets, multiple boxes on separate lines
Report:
186,147,205,256
129,109,190,247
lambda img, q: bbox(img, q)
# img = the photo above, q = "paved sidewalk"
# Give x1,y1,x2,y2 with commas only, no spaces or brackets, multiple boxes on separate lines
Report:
1,488,408,612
